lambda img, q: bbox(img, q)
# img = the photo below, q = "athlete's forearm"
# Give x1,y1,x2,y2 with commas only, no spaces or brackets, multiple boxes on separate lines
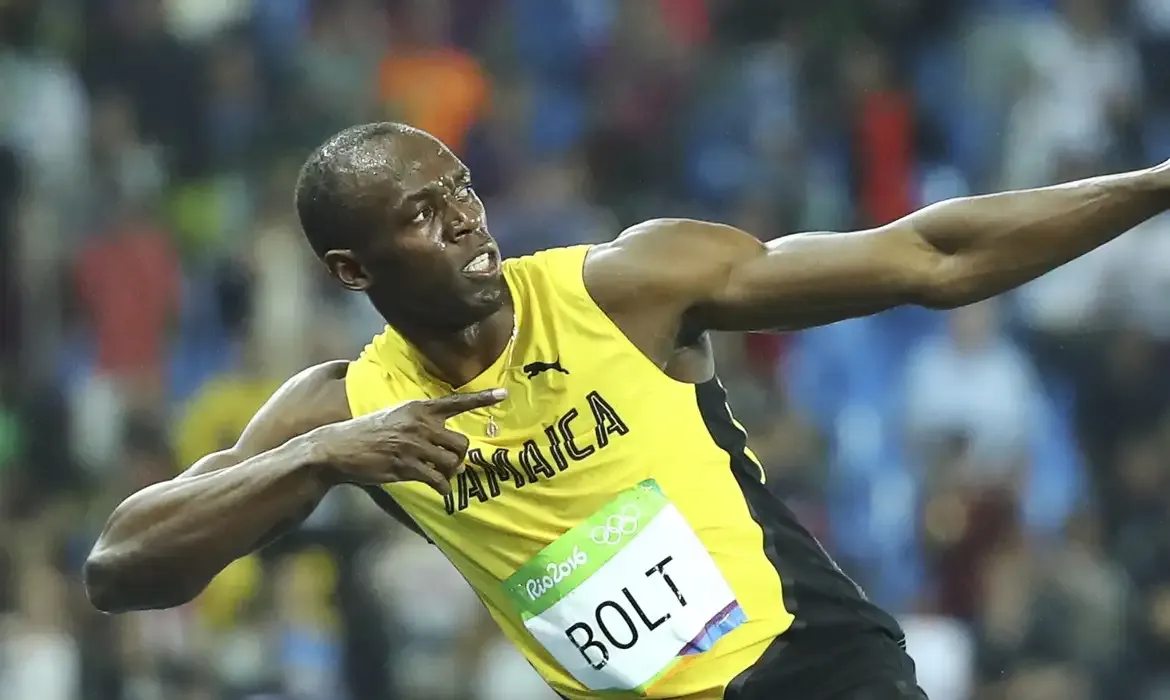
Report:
84,437,331,613
909,167,1166,307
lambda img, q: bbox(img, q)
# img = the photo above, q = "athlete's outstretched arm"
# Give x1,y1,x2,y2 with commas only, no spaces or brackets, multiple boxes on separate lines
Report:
586,164,1169,348
83,362,351,613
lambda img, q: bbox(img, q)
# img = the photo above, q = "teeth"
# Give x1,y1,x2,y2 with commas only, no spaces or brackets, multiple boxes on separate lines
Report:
464,253,490,273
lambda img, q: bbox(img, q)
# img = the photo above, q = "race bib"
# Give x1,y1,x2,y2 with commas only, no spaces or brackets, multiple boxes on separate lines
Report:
503,480,746,693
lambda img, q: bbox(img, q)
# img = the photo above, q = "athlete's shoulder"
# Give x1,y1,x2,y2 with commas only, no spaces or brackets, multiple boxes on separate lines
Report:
260,361,352,435
283,360,349,396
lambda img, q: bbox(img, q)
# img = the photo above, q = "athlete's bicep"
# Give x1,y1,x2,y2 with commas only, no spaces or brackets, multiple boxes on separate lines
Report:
694,225,942,331
586,218,942,340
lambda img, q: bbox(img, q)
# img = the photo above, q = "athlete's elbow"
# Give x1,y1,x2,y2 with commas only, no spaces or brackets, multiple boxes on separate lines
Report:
82,549,133,613
917,281,981,310
82,547,198,614
913,255,988,310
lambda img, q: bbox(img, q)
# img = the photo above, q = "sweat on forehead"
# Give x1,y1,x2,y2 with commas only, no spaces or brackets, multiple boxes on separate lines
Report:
316,123,438,183
295,122,446,257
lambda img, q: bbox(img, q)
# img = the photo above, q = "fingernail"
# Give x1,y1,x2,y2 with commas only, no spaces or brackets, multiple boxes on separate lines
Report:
491,388,508,400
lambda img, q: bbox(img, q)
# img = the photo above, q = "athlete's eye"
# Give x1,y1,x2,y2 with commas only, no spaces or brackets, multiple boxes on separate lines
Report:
455,184,474,200
411,206,434,224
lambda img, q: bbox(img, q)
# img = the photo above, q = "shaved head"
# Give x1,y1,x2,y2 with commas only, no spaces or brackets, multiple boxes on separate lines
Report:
295,122,443,258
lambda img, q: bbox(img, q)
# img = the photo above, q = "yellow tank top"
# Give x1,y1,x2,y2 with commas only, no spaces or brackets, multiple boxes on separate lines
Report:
346,246,799,699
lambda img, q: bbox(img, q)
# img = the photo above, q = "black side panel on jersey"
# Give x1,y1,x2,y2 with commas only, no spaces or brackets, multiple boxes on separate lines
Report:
359,485,434,544
691,377,903,639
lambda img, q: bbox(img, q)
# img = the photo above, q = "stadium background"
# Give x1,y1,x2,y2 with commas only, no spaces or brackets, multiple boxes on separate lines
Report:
2,0,1170,698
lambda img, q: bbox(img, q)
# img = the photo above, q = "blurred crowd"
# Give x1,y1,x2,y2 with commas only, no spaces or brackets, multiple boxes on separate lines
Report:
3,0,1170,698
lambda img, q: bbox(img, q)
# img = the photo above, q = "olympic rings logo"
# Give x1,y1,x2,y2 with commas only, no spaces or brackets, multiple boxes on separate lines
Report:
590,506,641,546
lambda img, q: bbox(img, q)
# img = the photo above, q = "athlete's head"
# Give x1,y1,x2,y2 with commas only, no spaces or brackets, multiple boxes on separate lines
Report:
295,122,504,331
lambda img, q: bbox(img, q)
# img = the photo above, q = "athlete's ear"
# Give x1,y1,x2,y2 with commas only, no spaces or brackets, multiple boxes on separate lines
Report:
323,249,372,292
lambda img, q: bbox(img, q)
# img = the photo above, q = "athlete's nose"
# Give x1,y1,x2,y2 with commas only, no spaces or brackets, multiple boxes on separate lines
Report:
446,199,481,242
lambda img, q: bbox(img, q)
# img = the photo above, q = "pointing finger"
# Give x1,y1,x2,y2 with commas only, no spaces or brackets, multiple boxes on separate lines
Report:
424,388,508,418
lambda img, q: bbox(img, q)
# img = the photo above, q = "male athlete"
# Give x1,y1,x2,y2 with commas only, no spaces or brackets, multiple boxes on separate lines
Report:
84,122,1170,700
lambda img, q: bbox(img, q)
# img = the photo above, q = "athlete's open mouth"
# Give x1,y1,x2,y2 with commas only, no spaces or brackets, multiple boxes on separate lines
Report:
462,250,499,277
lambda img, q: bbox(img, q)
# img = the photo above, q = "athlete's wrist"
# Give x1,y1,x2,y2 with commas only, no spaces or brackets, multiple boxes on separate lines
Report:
286,427,346,488
1131,163,1170,202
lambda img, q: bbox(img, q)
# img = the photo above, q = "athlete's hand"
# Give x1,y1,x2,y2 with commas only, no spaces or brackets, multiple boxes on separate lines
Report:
314,389,507,494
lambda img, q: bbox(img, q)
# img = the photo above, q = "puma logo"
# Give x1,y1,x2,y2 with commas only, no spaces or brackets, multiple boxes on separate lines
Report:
523,359,569,378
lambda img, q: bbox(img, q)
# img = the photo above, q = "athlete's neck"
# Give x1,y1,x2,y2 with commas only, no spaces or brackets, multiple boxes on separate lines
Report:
390,306,515,388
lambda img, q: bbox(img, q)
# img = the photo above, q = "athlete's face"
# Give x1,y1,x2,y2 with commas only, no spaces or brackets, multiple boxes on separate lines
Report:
325,132,505,330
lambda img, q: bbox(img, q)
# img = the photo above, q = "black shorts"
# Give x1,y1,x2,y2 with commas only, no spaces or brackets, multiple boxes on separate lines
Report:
555,628,927,700
724,627,928,700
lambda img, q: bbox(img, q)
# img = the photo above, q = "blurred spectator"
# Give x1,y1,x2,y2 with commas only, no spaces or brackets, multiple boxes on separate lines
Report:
588,1,693,213
0,2,89,200
272,549,348,700
377,0,488,153
908,299,1084,535
293,0,384,138
843,37,916,227
81,0,202,174
249,164,323,379
901,614,975,700
0,555,81,700
487,156,614,257
87,92,167,213
172,336,280,470
977,510,1124,697
163,0,251,43
73,203,180,388
474,639,562,700
921,434,1022,620
203,35,266,172
461,79,532,200
1000,0,1140,189
905,301,1040,477
1105,213,1170,340
67,202,179,472
367,531,495,699
1075,330,1169,523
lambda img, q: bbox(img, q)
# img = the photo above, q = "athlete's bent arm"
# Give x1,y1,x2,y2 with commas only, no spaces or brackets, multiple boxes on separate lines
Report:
586,164,1170,339
84,359,503,614
83,362,351,613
